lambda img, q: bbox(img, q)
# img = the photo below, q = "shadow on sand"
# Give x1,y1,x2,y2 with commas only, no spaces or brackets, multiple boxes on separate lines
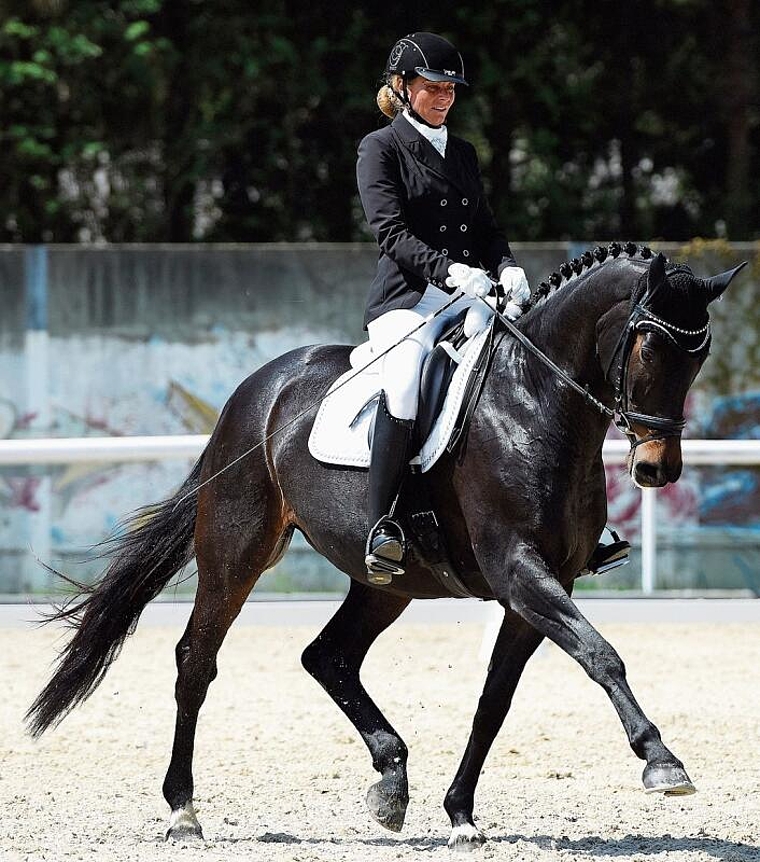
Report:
227,830,760,859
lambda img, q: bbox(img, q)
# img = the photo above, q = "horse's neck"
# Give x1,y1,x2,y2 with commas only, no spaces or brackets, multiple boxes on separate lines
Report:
493,263,636,442
521,263,635,384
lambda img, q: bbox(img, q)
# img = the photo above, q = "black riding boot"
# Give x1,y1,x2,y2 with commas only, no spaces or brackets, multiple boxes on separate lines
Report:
365,392,415,585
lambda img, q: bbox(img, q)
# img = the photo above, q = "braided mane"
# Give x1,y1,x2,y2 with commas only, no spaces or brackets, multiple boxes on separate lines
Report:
527,242,661,311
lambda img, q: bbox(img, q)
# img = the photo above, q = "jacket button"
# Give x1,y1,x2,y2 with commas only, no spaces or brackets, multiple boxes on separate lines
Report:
440,225,447,232
462,198,468,205
440,199,448,206
460,224,468,232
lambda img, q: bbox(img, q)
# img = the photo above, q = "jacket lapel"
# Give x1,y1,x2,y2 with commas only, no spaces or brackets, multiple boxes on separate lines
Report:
391,114,471,196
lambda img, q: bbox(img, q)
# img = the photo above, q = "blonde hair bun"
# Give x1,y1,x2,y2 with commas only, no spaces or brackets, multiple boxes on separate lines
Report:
376,81,403,118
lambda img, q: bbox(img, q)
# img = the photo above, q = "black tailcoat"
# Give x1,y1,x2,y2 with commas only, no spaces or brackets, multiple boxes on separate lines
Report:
357,113,517,328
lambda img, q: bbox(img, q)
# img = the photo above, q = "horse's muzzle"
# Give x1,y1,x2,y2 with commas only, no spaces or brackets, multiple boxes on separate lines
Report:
629,438,683,488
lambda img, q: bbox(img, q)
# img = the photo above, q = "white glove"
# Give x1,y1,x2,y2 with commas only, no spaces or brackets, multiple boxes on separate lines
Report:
500,266,531,306
445,263,492,299
502,300,523,321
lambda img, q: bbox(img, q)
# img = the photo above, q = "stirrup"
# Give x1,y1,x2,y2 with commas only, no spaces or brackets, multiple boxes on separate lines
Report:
365,518,406,584
581,530,631,576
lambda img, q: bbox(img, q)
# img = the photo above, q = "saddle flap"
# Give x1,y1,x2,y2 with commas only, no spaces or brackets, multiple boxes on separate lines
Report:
308,322,493,472
417,309,490,445
417,343,459,444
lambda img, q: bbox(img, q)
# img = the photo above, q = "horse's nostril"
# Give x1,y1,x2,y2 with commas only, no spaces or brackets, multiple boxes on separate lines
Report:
634,461,664,487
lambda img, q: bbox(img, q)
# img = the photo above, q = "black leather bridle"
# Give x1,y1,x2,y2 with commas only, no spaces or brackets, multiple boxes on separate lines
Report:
603,298,710,450
486,290,711,453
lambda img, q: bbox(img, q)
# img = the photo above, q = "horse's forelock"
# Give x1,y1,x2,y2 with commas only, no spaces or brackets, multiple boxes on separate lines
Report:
644,263,710,331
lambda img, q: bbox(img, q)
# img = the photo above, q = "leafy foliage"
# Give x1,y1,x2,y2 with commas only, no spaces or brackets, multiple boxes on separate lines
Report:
0,0,757,242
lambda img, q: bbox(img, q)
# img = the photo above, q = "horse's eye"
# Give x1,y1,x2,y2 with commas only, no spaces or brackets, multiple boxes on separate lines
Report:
640,344,656,364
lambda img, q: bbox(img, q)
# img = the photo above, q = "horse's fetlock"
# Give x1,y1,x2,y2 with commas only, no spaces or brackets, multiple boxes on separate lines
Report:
367,730,407,773
163,774,193,811
443,785,474,823
632,723,668,761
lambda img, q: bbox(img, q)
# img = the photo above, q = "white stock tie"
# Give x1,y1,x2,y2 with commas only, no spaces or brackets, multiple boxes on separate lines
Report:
404,110,448,158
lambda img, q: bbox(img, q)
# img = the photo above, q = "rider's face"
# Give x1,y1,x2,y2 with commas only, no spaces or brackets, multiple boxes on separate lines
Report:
407,77,456,126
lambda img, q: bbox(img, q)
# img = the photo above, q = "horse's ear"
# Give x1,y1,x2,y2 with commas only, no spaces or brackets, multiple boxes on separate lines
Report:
702,261,748,303
643,252,668,306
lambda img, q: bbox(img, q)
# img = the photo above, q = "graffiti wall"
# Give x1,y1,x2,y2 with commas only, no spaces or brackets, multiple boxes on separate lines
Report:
0,242,758,594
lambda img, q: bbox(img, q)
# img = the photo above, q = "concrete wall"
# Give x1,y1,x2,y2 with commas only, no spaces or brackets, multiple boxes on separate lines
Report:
0,242,758,595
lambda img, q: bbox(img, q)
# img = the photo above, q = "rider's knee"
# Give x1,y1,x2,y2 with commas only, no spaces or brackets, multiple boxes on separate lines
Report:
384,385,418,420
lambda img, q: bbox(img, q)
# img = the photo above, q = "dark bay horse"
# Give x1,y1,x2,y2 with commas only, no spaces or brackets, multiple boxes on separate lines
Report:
27,246,745,850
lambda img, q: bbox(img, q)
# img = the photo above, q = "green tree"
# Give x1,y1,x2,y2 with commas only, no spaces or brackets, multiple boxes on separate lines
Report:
0,0,757,243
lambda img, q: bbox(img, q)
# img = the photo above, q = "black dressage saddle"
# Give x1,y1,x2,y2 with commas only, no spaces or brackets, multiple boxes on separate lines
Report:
416,310,494,449
362,308,495,456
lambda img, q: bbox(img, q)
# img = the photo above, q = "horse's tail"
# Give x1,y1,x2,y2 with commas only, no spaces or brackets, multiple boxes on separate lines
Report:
25,452,206,737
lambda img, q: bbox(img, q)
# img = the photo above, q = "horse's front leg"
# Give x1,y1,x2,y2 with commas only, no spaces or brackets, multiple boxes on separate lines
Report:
444,606,544,850
506,552,695,796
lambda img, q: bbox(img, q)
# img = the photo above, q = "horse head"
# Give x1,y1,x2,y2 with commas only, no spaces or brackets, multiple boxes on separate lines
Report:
598,252,746,488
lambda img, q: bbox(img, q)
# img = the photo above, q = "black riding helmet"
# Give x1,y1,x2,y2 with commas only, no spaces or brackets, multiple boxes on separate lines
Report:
385,32,468,86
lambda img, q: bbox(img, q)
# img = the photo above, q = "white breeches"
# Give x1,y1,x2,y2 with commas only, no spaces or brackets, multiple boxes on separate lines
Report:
367,285,494,421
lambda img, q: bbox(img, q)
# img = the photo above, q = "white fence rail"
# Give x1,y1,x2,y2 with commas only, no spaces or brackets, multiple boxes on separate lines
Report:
1,436,759,592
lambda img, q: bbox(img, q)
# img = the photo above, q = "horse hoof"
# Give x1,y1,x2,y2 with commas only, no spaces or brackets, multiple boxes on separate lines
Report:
643,763,697,796
448,823,487,851
366,779,408,832
165,804,204,841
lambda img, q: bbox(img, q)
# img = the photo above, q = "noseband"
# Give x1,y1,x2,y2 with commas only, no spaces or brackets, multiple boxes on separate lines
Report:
605,301,710,451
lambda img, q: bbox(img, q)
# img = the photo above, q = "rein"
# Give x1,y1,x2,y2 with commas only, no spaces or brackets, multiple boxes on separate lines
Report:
484,297,615,420
482,286,710,452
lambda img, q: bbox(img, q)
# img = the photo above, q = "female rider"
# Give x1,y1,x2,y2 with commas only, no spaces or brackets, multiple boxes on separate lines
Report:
357,32,627,583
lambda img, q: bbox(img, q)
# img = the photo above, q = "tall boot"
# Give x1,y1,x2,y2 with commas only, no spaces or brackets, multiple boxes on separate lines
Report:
365,392,415,585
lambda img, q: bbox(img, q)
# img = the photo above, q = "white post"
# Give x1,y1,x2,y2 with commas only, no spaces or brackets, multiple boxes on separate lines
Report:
640,487,657,593
24,245,51,592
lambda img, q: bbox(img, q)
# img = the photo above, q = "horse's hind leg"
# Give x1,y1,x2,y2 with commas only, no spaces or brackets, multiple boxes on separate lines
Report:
301,580,411,831
162,579,253,839
163,503,289,839
444,606,544,849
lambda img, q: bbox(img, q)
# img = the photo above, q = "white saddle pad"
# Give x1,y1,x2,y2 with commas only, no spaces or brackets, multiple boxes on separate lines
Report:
308,325,491,473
